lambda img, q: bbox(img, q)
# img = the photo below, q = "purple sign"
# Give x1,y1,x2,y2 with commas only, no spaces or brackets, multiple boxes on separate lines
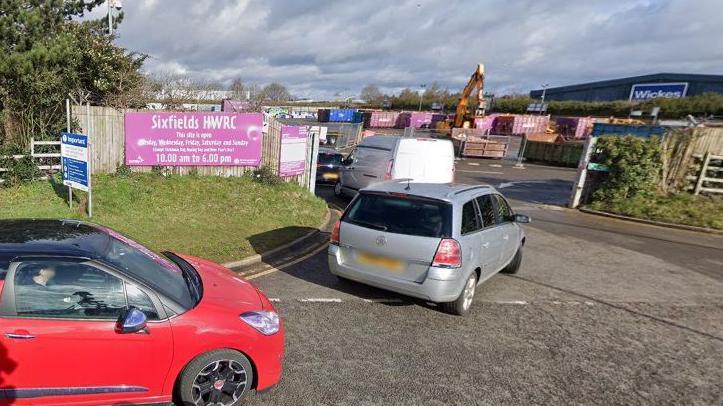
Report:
124,112,263,166
279,126,307,177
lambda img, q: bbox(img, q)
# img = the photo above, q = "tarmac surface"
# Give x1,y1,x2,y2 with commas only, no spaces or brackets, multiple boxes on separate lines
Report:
237,159,723,405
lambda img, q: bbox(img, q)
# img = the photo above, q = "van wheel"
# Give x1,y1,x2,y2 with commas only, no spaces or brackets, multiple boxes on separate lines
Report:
175,349,254,406
502,248,523,274
334,181,343,197
440,272,476,316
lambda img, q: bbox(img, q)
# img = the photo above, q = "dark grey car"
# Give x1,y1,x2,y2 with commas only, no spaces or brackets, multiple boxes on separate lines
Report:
328,181,530,315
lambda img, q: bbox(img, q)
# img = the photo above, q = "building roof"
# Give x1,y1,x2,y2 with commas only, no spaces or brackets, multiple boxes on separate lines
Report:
530,73,723,96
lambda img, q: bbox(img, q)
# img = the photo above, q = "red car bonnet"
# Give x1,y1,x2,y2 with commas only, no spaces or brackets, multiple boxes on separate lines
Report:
175,253,262,308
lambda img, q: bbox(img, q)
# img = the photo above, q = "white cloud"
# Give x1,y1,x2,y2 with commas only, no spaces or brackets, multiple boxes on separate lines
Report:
103,0,723,99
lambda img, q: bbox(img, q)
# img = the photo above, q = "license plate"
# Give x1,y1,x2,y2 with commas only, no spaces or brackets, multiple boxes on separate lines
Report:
356,252,404,272
322,173,338,180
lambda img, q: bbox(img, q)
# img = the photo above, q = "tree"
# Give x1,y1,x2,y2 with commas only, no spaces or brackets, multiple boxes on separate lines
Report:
228,78,246,100
261,83,291,102
0,0,143,148
360,84,384,105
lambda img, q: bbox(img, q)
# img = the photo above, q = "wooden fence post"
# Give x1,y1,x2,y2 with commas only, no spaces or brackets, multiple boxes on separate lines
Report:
693,151,711,195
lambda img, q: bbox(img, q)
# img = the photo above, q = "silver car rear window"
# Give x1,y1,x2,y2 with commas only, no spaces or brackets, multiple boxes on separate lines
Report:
344,193,452,238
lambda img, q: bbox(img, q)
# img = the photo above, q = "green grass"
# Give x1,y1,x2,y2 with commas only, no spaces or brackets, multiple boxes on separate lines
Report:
0,173,328,262
588,193,723,230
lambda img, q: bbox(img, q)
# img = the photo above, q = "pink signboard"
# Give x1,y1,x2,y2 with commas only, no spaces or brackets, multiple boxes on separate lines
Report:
279,126,308,177
124,112,263,166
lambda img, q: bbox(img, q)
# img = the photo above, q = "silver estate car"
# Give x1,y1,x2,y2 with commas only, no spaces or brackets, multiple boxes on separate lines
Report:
328,180,530,315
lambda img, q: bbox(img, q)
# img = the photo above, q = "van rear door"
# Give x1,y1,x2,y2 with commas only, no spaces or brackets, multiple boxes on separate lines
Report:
338,192,452,283
393,138,454,183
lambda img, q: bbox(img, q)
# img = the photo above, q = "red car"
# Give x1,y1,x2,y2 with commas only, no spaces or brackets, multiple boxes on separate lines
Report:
0,219,283,406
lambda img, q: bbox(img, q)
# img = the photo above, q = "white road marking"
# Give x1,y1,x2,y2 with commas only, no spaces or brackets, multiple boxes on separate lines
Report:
456,170,504,174
497,180,548,189
298,298,343,303
494,300,528,305
468,162,480,166
362,298,405,304
489,164,502,168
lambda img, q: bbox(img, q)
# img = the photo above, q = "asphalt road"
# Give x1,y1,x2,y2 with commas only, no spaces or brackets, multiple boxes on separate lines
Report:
240,159,723,405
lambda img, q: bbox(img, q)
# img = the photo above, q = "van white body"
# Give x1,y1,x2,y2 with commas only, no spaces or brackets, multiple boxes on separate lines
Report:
335,136,454,196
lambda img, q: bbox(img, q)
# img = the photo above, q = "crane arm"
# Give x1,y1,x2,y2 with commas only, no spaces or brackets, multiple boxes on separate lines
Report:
453,64,485,128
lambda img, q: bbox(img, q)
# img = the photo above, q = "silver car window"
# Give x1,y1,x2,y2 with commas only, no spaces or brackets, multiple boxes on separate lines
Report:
461,200,481,234
494,194,513,224
475,195,498,228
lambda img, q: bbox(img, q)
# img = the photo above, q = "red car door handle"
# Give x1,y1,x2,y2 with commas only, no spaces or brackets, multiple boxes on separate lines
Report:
5,331,35,340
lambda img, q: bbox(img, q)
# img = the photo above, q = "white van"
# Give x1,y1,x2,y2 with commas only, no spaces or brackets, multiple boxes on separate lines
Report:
334,135,455,197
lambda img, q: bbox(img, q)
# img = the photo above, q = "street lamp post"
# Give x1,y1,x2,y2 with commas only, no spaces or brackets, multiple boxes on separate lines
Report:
418,84,426,111
107,0,123,36
539,83,549,115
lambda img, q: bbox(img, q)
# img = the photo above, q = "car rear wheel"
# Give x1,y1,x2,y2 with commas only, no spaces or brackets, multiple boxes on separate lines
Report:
334,181,343,197
502,247,523,274
440,272,477,316
176,349,254,406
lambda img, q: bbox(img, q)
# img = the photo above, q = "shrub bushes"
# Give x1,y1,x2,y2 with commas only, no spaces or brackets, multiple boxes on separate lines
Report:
591,136,662,204
0,144,40,187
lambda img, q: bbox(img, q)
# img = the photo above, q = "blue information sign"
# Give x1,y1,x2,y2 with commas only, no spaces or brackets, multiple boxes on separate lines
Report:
61,132,90,192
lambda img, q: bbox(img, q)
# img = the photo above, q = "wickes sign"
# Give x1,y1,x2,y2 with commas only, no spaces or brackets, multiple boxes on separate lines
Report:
629,82,688,102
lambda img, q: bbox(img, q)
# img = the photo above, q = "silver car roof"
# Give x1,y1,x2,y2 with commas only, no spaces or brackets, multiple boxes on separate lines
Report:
359,180,496,203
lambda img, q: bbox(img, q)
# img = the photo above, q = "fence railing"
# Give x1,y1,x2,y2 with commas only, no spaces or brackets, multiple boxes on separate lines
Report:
688,152,723,195
0,138,61,172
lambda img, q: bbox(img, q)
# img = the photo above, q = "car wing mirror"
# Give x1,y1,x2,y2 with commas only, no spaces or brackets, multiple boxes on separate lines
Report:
115,307,147,334
514,214,531,224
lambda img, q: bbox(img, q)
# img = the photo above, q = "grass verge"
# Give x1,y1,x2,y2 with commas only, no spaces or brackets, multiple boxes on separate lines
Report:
587,193,723,230
0,173,328,262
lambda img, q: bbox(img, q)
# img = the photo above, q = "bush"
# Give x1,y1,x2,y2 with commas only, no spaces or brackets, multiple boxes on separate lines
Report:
591,136,662,204
247,166,283,186
115,164,132,177
0,144,40,187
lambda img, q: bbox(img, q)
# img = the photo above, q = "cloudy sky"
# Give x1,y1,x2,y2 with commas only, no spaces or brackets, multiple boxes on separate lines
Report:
99,0,722,99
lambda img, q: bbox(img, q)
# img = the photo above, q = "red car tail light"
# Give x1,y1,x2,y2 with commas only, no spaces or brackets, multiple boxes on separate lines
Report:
432,238,462,268
330,220,341,245
384,159,394,180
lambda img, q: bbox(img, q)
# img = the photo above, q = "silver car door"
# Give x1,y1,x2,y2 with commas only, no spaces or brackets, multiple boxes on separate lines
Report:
475,194,505,275
493,194,519,267
458,199,485,272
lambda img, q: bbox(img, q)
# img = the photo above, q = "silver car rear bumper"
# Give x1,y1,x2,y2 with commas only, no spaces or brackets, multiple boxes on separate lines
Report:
328,245,467,303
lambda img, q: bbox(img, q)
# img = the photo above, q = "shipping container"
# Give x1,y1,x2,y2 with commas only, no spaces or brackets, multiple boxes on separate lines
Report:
408,112,434,128
556,117,594,140
591,123,667,137
364,111,400,128
326,109,359,123
318,109,331,122
523,141,583,167
492,115,516,134
473,114,499,133
430,113,446,128
396,112,411,128
512,115,550,135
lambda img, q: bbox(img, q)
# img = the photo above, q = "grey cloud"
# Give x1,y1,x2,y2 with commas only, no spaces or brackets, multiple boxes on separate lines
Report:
109,0,723,99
